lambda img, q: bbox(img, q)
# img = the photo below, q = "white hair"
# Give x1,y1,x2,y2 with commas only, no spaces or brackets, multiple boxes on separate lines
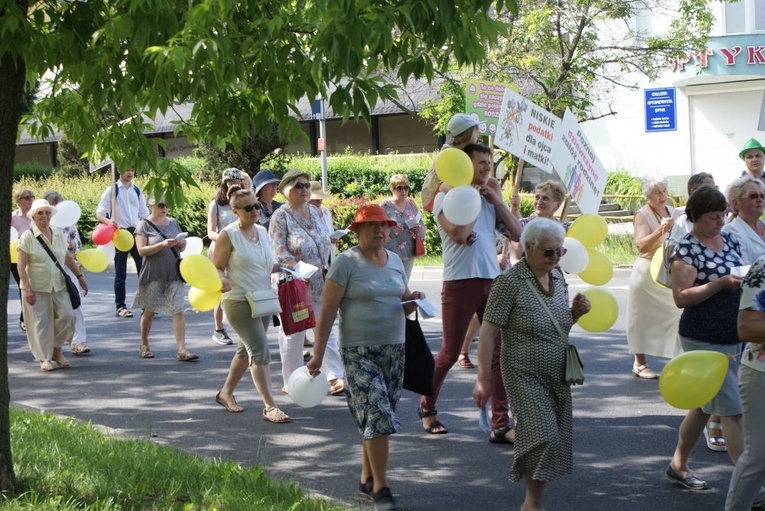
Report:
521,217,565,251
641,175,669,197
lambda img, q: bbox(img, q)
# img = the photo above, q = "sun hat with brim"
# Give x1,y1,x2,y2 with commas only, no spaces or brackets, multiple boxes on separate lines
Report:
447,113,479,136
310,181,331,200
739,138,765,159
348,204,397,232
253,170,281,195
27,199,57,219
278,169,311,194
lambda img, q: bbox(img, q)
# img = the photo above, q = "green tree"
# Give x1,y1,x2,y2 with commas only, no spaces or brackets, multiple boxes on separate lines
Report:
0,0,517,492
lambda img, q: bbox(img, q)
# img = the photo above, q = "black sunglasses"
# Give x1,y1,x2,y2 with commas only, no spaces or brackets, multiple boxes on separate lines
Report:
236,203,261,212
292,182,311,190
19,195,34,201
542,247,567,258
156,203,168,208
395,185,410,192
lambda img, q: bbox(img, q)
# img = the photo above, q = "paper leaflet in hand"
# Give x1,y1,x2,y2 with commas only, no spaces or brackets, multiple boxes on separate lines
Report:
401,298,438,319
281,261,319,280
331,229,349,239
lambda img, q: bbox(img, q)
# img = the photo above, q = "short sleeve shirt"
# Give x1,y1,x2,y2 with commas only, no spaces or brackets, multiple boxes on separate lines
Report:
739,255,765,372
134,218,183,282
675,231,743,344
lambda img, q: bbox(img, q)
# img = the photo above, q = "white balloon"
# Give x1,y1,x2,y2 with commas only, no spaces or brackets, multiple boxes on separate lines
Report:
10,226,18,241
50,200,82,228
97,241,116,261
287,367,329,408
180,236,203,258
559,237,589,274
442,186,481,226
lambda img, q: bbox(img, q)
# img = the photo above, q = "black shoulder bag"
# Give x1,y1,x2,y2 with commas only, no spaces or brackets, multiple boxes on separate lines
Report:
36,234,81,309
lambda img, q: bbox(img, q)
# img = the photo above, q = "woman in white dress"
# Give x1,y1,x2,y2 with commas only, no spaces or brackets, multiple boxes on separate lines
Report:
626,176,682,378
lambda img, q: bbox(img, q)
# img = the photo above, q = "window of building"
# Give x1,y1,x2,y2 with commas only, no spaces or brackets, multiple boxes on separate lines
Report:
723,0,765,33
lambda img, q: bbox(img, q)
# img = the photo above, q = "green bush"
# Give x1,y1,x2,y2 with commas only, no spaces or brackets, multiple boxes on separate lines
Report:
605,170,643,213
14,161,53,180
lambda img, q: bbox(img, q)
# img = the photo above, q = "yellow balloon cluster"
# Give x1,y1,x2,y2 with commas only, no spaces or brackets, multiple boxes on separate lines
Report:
10,240,19,264
179,254,222,291
567,214,608,248
113,228,135,252
577,288,619,332
188,287,222,311
76,249,109,273
660,351,728,409
435,148,473,187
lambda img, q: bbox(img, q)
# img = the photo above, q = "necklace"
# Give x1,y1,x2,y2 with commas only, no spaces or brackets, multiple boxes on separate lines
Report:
647,202,669,223
239,223,259,242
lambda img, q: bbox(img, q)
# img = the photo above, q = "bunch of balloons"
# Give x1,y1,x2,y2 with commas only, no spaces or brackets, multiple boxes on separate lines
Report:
180,254,223,311
434,148,482,226
659,351,728,409
560,214,619,332
92,224,135,252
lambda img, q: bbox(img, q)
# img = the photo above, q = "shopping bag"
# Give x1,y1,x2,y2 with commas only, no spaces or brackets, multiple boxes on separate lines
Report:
403,312,435,396
414,234,426,257
278,278,316,335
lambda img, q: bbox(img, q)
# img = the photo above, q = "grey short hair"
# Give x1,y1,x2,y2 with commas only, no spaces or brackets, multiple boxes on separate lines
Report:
43,191,64,205
641,175,669,197
521,217,565,251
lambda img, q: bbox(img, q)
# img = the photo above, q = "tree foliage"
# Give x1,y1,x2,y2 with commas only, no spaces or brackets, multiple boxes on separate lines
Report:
0,0,518,492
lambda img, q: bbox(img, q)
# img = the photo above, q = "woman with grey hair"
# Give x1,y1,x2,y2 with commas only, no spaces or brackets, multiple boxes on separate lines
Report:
473,217,590,511
723,175,765,265
626,175,681,379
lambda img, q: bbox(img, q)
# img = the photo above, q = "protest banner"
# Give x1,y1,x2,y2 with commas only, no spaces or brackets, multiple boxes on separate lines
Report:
465,79,517,137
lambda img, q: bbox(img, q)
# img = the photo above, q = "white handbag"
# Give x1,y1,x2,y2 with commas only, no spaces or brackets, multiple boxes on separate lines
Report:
245,289,282,318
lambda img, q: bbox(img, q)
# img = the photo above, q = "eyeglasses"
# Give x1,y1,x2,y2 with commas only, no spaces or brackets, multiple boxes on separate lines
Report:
236,203,261,212
156,203,168,208
18,195,34,201
542,247,567,258
395,185,410,192
746,193,765,200
292,182,311,190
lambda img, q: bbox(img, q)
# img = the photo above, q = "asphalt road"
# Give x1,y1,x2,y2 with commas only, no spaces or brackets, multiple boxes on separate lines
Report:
6,266,739,511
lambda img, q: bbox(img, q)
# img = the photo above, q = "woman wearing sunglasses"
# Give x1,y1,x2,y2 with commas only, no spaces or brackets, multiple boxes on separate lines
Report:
269,169,346,396
723,175,765,266
380,173,426,281
473,217,590,511
11,188,35,332
132,195,198,362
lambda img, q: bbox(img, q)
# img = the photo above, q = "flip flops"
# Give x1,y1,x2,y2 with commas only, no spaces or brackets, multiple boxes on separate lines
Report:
215,391,244,413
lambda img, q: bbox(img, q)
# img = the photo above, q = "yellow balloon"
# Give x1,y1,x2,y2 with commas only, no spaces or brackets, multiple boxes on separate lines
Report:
10,240,19,264
568,214,608,248
434,148,473,187
113,228,135,252
577,288,618,332
76,249,109,273
188,287,222,312
650,245,668,288
179,254,222,291
578,249,613,286
659,351,728,409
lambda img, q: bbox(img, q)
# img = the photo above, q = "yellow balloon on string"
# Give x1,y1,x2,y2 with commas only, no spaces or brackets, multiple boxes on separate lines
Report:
578,249,613,286
179,254,222,291
434,148,473,187
112,229,135,252
568,214,608,248
76,249,109,273
577,288,618,332
660,351,728,409
188,287,222,312
10,240,19,264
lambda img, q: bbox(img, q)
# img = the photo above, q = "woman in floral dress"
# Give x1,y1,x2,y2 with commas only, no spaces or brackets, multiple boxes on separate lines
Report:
380,173,426,281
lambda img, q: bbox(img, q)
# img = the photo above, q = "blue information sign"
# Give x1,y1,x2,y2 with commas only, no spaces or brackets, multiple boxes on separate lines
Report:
645,87,677,132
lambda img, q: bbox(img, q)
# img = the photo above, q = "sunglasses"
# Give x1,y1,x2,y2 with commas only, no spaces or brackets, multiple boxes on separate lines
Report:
395,185,410,192
746,193,765,200
542,247,567,258
292,182,311,190
155,203,168,208
19,195,34,201
236,203,261,212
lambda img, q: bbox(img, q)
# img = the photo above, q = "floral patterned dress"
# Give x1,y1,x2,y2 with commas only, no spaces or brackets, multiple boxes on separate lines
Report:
380,198,425,262
269,204,332,305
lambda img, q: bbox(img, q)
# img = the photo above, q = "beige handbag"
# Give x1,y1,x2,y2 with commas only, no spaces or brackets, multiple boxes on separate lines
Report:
245,289,282,318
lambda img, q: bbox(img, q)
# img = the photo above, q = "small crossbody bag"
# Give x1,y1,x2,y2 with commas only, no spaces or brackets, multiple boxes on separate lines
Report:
524,279,584,386
36,234,81,310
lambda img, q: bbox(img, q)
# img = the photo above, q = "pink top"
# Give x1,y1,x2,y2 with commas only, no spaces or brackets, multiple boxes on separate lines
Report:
11,209,32,237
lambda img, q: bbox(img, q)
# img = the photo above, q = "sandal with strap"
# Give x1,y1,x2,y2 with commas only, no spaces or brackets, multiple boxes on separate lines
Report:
116,307,134,318
40,360,55,372
139,345,155,359
704,421,727,452
215,391,244,413
632,364,658,379
490,426,515,444
177,349,199,362
417,406,448,434
263,406,291,423
54,355,70,368
70,343,90,355
458,352,475,369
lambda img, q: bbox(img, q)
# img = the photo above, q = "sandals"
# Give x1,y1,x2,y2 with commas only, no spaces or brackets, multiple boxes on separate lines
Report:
139,345,155,359
70,343,90,355
704,421,727,452
116,307,134,318
490,426,515,444
329,378,346,396
417,406,448,434
40,360,55,372
632,364,658,379
54,355,70,368
263,406,291,423
19,321,26,332
215,391,244,413
458,352,475,369
177,349,199,362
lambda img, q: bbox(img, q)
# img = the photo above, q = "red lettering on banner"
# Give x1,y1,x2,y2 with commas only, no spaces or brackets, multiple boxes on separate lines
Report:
719,46,742,65
747,46,765,64
693,49,714,68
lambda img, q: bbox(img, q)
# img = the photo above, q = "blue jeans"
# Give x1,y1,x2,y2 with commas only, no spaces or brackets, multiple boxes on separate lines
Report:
114,228,142,309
